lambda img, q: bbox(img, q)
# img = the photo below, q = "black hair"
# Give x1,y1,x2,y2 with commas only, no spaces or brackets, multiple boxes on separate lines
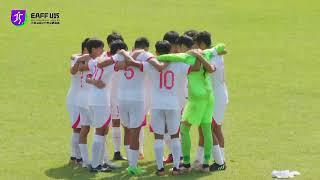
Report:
195,31,212,47
134,37,149,49
183,30,199,40
110,40,128,55
106,31,124,45
177,35,194,48
81,38,90,53
86,38,104,54
155,40,171,55
163,31,179,45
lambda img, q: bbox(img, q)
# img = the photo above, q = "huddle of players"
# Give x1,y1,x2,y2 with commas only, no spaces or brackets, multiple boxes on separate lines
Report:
66,30,228,175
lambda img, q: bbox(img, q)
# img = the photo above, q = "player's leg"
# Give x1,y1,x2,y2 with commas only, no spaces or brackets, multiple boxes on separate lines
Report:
138,117,146,160
163,128,173,164
151,109,165,176
200,122,212,172
123,126,130,161
118,101,131,163
126,101,146,175
79,107,91,168
213,102,227,161
192,127,204,170
71,128,81,165
180,120,192,172
68,105,82,165
111,104,126,160
214,125,224,158
90,106,112,172
210,120,226,171
166,110,182,176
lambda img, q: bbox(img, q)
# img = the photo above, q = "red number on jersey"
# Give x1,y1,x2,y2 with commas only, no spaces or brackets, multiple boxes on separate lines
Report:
159,70,175,89
124,67,134,80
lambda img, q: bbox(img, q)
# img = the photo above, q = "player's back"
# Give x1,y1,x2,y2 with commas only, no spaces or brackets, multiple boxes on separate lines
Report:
117,51,154,102
145,62,189,110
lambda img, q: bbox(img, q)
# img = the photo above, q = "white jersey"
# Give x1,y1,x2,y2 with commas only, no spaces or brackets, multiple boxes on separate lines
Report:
144,62,190,110
76,58,98,108
66,56,81,105
114,51,154,102
88,63,115,106
210,55,229,104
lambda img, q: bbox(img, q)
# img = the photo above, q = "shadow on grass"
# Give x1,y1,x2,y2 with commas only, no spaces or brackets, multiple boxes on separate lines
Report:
45,163,96,180
99,160,212,180
45,161,212,180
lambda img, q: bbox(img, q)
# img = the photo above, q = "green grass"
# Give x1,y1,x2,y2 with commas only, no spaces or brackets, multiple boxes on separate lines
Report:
1,0,320,179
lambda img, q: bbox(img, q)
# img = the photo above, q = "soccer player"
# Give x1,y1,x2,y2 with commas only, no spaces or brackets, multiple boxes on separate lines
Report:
66,38,89,165
104,32,127,161
85,40,118,172
112,38,154,175
132,37,152,160
193,32,228,171
145,40,201,176
162,31,181,164
77,38,112,172
157,35,226,172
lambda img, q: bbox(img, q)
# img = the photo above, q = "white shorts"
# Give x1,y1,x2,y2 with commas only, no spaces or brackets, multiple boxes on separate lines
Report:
67,104,81,129
213,101,227,125
150,109,181,135
79,106,91,126
119,101,145,128
111,103,120,120
89,106,112,128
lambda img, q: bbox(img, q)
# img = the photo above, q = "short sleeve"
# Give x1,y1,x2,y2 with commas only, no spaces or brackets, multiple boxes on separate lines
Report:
144,52,155,61
112,54,125,62
180,63,191,75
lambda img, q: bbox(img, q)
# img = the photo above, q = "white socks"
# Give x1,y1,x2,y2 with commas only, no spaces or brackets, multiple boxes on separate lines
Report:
125,145,130,161
79,143,89,165
71,132,81,159
91,135,105,168
112,127,121,152
164,133,172,153
212,145,224,165
195,146,204,163
103,142,110,163
170,138,181,169
154,139,164,170
221,147,225,161
139,128,144,155
99,139,109,165
129,149,139,168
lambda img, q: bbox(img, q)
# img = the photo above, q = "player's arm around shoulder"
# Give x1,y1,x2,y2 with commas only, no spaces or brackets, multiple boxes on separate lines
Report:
77,54,91,72
189,49,215,73
70,56,81,75
118,49,143,71
97,56,114,68
147,57,169,72
85,77,105,89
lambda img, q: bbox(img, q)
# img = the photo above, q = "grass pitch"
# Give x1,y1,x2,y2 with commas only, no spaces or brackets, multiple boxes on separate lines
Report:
0,0,319,179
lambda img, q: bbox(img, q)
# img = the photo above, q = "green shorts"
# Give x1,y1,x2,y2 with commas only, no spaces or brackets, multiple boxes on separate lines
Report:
182,95,214,125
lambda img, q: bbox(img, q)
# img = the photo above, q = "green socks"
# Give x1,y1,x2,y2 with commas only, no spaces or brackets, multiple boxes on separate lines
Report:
180,123,191,164
201,123,213,164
